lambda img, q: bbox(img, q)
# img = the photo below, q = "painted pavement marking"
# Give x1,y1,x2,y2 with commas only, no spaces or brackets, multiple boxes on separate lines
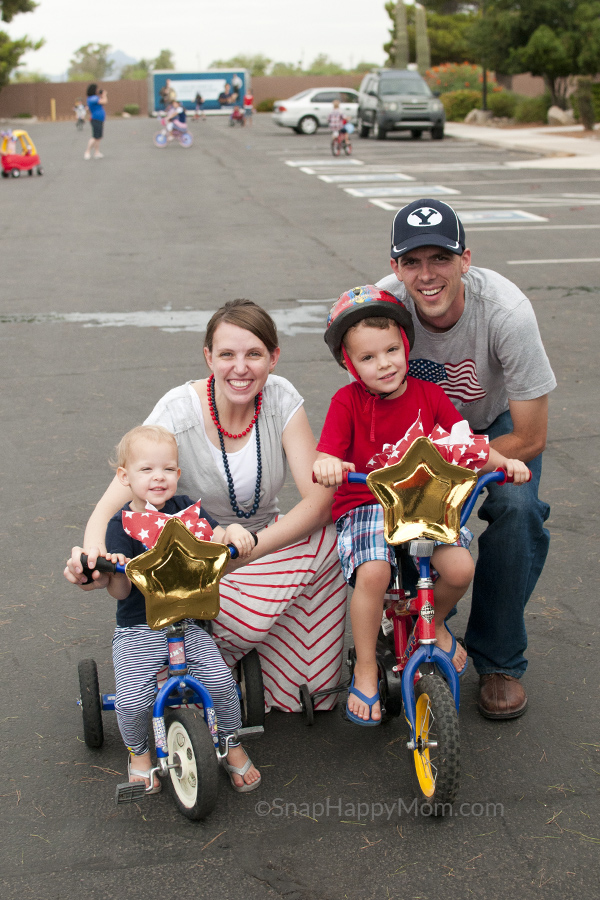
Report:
285,158,364,167
345,184,460,198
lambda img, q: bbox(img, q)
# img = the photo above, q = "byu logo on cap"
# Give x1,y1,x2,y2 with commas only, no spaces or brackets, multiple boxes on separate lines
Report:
407,207,443,227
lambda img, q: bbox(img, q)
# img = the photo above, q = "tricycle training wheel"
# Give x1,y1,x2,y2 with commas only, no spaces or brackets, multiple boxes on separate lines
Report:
78,659,104,748
237,648,265,728
165,709,219,820
298,683,314,725
411,674,460,810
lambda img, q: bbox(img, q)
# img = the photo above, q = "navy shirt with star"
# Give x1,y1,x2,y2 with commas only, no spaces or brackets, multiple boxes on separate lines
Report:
106,496,219,627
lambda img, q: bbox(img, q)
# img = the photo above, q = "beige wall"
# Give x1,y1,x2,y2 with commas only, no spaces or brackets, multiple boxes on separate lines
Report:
0,80,149,119
0,75,365,119
0,72,550,120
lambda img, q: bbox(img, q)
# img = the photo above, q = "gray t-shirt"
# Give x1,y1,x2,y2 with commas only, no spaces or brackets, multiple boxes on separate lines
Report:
144,374,303,529
377,266,556,430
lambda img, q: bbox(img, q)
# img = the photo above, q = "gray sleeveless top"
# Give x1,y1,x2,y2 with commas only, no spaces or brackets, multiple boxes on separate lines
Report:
144,374,303,529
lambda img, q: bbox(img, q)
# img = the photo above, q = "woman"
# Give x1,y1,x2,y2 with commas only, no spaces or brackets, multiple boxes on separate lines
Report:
65,300,348,712
84,83,107,160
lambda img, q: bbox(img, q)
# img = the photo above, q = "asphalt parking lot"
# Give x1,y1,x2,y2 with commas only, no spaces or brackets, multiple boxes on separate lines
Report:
1,113,599,900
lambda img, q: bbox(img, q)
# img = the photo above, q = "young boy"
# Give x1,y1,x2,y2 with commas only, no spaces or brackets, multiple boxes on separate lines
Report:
73,425,261,792
313,286,529,726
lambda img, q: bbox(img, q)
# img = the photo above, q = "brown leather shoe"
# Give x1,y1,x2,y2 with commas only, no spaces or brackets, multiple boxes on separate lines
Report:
478,674,528,719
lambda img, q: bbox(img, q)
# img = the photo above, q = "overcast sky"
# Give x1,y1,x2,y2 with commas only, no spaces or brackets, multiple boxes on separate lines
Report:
6,0,397,77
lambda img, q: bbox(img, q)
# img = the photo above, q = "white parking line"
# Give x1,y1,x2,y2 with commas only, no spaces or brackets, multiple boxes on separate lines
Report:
285,158,364,167
346,185,460,198
507,258,600,265
318,173,415,183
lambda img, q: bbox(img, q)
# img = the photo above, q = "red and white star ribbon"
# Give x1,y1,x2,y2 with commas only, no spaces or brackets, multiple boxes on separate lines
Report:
366,412,489,473
122,499,214,548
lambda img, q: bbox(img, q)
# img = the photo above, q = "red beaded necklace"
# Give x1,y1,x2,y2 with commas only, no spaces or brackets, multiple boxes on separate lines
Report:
207,374,262,439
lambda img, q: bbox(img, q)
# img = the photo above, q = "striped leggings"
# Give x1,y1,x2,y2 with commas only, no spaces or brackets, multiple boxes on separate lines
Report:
112,622,241,756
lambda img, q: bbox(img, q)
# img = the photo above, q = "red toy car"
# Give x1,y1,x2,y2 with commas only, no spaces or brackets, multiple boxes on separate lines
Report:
1,129,43,178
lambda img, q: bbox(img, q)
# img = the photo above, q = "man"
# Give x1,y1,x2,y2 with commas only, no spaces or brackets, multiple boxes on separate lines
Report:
377,198,556,719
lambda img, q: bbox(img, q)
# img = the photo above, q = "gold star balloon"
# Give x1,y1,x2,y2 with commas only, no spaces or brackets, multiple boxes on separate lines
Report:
365,436,478,545
125,517,231,630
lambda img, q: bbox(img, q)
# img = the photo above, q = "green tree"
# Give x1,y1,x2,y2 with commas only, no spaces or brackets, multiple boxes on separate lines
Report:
384,1,477,67
121,59,151,80
209,53,271,76
393,1,409,68
153,48,175,70
354,61,378,73
270,61,303,76
68,43,114,81
10,68,47,81
0,0,43,89
468,0,600,108
304,54,346,75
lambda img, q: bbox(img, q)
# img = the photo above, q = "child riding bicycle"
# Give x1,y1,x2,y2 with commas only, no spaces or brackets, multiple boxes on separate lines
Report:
66,425,261,794
327,99,349,146
312,286,529,726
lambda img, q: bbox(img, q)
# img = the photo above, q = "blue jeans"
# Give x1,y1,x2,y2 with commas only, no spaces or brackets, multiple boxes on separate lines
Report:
465,409,550,677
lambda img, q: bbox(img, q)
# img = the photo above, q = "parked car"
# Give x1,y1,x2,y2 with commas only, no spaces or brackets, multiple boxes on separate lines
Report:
272,88,359,135
357,69,445,140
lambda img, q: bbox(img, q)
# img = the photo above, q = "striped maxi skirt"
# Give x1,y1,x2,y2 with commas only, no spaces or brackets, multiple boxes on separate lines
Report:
211,522,348,713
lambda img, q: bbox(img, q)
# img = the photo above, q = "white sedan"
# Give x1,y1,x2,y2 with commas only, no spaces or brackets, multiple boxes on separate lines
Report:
272,88,359,135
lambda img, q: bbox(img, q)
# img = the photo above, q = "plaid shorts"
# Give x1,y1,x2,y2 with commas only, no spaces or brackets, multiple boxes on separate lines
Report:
336,503,397,588
336,503,473,588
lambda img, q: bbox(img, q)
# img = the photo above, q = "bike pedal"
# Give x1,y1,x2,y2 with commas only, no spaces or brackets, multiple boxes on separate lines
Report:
115,781,147,804
236,725,264,739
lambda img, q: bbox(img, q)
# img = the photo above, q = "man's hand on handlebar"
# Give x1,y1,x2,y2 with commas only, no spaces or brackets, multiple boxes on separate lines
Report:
312,454,356,488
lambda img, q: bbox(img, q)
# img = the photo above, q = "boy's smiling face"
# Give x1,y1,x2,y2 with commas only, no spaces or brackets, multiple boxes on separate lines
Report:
117,438,180,512
344,321,408,399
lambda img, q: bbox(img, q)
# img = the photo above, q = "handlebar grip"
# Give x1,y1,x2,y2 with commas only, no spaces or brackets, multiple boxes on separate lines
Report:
493,467,532,485
311,471,367,485
80,552,118,584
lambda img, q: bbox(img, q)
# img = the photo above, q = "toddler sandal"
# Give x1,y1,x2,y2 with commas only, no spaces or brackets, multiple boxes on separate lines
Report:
221,753,261,793
127,755,162,794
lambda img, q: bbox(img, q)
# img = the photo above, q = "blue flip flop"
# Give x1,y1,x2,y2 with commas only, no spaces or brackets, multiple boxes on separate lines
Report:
345,675,382,726
438,622,468,678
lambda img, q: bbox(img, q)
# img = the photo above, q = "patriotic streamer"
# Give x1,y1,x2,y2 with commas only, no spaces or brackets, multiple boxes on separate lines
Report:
122,500,214,549
367,412,489,472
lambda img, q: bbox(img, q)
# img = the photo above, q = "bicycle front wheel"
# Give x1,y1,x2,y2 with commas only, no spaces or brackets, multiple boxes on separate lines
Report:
153,131,168,148
411,674,460,810
331,137,341,157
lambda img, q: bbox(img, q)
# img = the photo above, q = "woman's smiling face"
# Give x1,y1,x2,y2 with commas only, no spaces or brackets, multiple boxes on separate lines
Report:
204,321,280,403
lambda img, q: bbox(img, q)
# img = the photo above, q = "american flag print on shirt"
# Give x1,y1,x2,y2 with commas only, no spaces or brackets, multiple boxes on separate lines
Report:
409,357,487,404
122,500,214,549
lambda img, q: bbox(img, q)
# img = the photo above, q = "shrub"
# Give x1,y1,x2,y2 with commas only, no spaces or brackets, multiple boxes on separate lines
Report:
425,62,500,95
571,83,600,123
123,103,140,115
441,90,481,121
15,111,33,118
513,93,552,124
486,91,519,118
256,98,275,112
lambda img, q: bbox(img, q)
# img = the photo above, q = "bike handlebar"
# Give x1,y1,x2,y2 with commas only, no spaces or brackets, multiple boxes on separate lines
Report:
312,466,530,528
80,542,241,582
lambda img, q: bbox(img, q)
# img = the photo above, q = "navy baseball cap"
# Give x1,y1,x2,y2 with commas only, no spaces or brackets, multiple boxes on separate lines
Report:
391,198,466,258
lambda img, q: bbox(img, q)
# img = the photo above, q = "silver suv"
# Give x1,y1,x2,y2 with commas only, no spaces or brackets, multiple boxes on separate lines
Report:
357,69,445,140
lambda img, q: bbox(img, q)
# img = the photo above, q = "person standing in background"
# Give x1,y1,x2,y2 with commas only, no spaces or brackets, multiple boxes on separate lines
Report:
84,84,107,160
